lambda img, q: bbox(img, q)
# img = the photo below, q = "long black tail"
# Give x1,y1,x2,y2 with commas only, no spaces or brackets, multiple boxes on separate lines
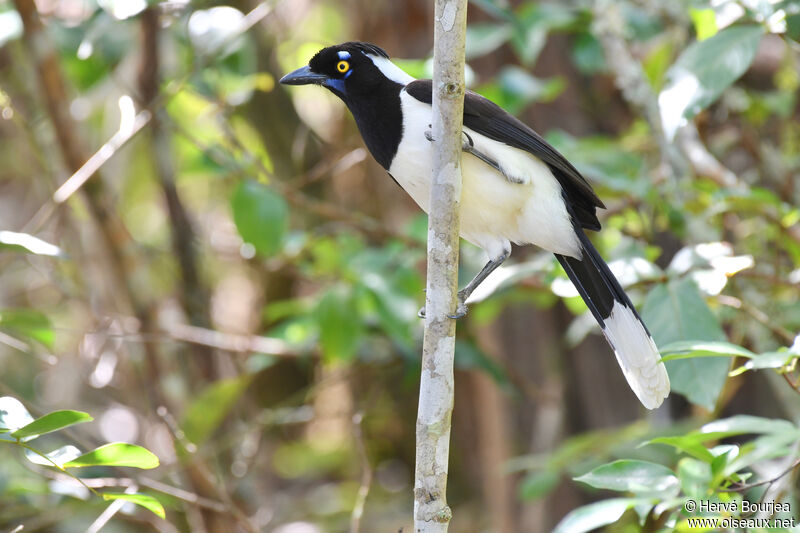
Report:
555,230,670,409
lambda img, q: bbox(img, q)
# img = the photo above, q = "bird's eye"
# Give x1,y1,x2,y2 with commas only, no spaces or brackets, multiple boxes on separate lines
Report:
336,60,350,73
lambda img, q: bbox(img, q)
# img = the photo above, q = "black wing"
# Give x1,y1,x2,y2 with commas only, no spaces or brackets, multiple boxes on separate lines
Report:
405,79,604,230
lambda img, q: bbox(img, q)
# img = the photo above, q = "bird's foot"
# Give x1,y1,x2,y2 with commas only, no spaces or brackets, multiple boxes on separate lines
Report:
423,129,474,153
449,291,469,319
418,291,469,320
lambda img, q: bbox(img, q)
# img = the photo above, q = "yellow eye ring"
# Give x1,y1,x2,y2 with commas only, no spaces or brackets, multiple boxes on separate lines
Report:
336,60,350,73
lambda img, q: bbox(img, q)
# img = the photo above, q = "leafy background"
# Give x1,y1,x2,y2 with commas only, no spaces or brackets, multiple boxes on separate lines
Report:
0,0,799,531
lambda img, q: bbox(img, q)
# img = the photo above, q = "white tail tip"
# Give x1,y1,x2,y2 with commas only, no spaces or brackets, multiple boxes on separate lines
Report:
601,300,670,409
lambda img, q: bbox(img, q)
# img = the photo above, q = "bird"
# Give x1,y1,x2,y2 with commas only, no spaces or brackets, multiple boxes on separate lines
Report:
280,42,670,409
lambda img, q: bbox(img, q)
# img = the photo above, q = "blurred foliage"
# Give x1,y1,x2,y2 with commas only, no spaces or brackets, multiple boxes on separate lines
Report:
0,0,798,531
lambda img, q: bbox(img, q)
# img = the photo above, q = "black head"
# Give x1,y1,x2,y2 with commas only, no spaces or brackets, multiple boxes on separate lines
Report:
280,42,411,99
280,42,411,170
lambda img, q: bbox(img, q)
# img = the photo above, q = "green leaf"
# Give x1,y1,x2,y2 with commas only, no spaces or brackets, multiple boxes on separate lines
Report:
571,33,607,75
643,40,673,92
575,460,679,496
729,350,798,376
466,23,512,59
454,340,509,387
11,410,92,439
659,340,756,362
689,8,718,41
641,278,729,410
545,131,647,193
102,493,165,519
478,67,565,115
0,309,54,349
645,436,715,463
519,470,560,501
659,25,764,140
510,3,575,66
64,443,159,469
725,432,800,474
182,376,251,446
787,11,800,42
709,445,737,478
699,415,798,439
552,498,638,533
0,231,62,256
231,180,288,257
315,285,363,362
677,457,711,498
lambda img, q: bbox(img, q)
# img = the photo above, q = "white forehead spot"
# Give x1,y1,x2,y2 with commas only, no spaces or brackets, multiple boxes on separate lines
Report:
367,54,415,85
338,51,351,60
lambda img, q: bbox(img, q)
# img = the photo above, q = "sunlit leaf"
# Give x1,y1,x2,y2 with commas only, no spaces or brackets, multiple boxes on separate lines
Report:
11,410,92,439
188,6,246,57
643,40,673,92
0,231,61,257
102,492,165,519
660,340,755,362
24,445,82,468
97,0,146,20
0,309,55,349
64,443,159,469
658,25,763,140
689,8,718,40
645,436,715,463
729,350,798,376
699,415,798,438
0,9,23,47
641,278,729,410
0,396,34,436
552,498,639,533
575,460,679,495
231,180,288,257
182,376,251,447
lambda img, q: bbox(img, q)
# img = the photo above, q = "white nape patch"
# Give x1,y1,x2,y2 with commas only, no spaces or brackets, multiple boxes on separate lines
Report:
602,300,670,409
390,91,581,258
338,50,351,60
368,54,415,85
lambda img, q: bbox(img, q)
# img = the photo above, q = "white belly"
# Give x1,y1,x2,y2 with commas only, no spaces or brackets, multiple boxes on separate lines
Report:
389,91,581,259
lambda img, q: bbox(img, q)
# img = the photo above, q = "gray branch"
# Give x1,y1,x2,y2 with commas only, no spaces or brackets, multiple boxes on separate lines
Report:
413,1,468,532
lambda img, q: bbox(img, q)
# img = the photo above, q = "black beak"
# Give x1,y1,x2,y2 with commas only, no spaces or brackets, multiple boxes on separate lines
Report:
279,65,328,86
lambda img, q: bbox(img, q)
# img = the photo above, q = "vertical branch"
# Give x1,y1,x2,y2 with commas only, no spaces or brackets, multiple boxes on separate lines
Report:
414,1,467,532
138,7,216,380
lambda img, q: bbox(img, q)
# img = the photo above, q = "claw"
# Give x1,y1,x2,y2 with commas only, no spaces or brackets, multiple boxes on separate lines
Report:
448,292,469,319
419,291,469,320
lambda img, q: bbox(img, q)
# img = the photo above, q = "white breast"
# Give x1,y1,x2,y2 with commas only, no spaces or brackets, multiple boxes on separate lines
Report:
389,91,581,260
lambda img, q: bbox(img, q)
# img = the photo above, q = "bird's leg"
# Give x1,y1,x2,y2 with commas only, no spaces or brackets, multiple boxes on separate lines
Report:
425,128,503,174
418,248,510,319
